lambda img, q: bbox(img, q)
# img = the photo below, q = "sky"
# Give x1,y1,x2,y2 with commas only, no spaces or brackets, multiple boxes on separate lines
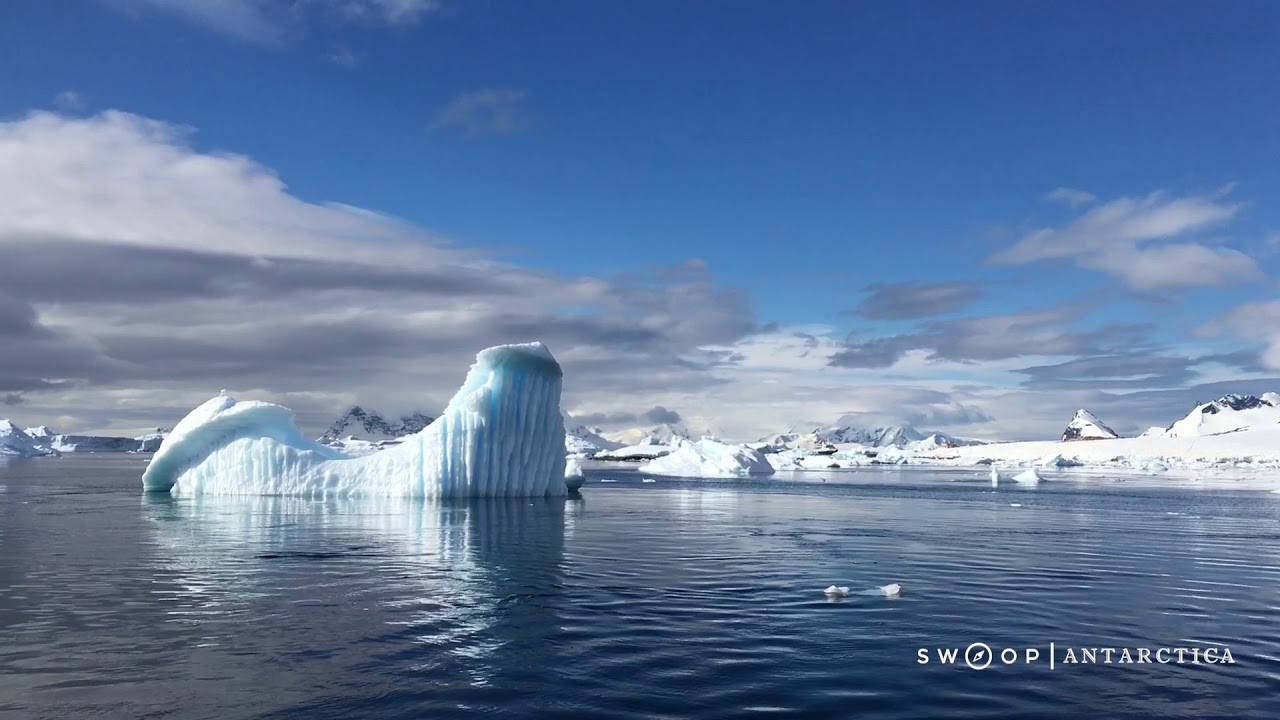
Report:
1,0,1278,441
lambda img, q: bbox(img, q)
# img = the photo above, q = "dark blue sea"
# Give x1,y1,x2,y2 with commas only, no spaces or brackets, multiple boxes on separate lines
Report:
3,455,1280,719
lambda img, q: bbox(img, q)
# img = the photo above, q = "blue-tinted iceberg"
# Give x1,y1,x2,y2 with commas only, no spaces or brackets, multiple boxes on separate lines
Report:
142,343,567,497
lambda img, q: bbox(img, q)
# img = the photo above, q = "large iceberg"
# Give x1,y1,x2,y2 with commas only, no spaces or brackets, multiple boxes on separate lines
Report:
641,436,775,478
142,343,568,497
0,420,59,458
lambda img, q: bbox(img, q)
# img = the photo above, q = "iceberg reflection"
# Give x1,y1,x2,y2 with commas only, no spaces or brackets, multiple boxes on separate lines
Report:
143,493,568,691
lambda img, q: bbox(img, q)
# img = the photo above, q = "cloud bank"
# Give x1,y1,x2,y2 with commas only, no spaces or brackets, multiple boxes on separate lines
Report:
1,110,1275,443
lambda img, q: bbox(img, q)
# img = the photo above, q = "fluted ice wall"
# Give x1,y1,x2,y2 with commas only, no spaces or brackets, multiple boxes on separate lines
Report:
142,343,568,498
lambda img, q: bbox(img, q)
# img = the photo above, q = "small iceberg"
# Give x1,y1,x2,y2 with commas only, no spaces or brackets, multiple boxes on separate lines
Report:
642,436,774,478
1011,468,1042,485
1138,458,1169,473
823,583,901,598
565,456,586,492
873,583,902,598
990,466,1000,487
1040,453,1083,468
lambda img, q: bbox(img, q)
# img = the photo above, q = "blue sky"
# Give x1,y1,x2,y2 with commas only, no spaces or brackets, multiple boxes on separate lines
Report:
1,1,1278,440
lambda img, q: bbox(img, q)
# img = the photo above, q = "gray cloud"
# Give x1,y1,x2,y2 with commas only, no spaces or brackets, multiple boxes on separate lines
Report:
904,403,994,427
1,393,23,406
428,89,534,139
641,406,682,424
852,281,982,321
0,298,48,339
1015,354,1198,390
830,309,1153,369
1196,349,1269,373
827,337,913,369
0,238,530,304
0,111,761,433
567,410,637,427
567,405,682,429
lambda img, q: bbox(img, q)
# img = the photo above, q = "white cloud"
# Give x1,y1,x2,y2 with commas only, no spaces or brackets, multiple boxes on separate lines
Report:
106,0,440,44
428,89,533,139
1044,187,1096,208
1201,299,1280,371
991,189,1262,292
1,110,1273,444
53,91,84,111
0,110,754,434
327,47,362,67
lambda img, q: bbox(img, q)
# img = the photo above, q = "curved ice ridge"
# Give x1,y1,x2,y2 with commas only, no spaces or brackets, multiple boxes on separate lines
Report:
142,343,567,497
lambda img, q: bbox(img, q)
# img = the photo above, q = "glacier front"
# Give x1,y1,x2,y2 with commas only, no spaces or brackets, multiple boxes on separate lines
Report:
142,343,568,497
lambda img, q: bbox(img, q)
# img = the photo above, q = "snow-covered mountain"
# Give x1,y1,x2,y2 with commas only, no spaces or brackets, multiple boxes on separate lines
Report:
0,420,59,457
1061,409,1119,441
604,422,691,447
907,432,984,452
320,406,435,442
1161,393,1280,438
764,424,925,449
565,425,623,456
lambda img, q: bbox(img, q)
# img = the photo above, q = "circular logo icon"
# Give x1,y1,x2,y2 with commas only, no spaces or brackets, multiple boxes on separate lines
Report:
965,642,993,670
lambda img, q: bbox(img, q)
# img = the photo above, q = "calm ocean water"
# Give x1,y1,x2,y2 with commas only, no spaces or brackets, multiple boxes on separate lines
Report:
2,455,1280,719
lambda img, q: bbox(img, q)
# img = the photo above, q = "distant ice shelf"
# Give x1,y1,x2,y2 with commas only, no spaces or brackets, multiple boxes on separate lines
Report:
142,343,568,497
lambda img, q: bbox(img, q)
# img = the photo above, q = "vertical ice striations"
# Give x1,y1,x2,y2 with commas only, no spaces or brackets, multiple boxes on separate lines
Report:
141,343,568,497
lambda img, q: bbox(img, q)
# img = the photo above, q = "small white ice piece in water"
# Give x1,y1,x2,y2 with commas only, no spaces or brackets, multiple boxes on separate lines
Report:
1010,503,1022,507
990,466,1000,487
825,584,901,598
875,583,901,597
1011,468,1042,485
641,478,656,483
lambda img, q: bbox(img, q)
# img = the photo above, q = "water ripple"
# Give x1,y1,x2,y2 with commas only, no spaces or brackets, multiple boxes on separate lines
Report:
2,457,1280,718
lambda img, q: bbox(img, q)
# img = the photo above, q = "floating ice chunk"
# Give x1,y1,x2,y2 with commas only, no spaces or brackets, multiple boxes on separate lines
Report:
641,478,656,483
1040,453,1083,468
1010,503,1022,507
1271,489,1280,495
870,446,912,465
142,343,568,498
565,456,586,492
990,466,1000,487
870,583,901,597
825,583,901,598
642,436,774,478
1138,458,1168,473
1011,468,1042,484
